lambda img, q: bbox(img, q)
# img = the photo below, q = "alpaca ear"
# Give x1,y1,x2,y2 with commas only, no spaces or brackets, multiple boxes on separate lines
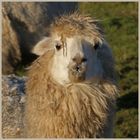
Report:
32,37,53,56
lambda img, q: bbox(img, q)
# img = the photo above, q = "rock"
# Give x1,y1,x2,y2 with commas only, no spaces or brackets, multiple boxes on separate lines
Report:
2,8,21,74
2,2,78,74
2,74,27,138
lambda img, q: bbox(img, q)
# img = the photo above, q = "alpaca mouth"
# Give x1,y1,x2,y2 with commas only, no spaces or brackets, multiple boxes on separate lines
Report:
68,68,86,82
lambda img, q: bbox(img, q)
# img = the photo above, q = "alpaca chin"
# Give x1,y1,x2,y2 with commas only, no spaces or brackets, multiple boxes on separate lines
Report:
68,71,85,82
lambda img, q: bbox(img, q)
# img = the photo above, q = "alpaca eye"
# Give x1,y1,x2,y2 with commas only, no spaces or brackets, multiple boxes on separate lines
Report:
82,58,87,62
55,45,62,50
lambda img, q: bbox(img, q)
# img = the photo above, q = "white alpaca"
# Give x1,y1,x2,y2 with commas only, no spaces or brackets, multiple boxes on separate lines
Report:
25,13,118,138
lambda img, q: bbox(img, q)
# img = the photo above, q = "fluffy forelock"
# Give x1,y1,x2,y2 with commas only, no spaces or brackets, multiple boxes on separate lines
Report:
50,12,104,44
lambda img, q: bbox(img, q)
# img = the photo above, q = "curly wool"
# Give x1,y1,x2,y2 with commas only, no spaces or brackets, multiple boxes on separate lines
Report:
25,50,117,138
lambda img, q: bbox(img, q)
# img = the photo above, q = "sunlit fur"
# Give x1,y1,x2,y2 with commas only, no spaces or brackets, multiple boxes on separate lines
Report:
25,13,118,138
50,12,103,45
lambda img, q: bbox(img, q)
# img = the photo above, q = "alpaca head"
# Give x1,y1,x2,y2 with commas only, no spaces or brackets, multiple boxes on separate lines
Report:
32,13,104,85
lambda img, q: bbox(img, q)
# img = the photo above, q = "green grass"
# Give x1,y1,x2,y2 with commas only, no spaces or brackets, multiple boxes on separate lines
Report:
115,108,138,138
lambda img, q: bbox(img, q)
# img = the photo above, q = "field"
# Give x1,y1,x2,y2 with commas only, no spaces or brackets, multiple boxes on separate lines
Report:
79,2,138,138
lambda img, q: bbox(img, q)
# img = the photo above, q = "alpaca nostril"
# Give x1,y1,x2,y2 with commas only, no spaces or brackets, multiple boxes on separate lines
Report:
72,58,76,62
76,66,80,71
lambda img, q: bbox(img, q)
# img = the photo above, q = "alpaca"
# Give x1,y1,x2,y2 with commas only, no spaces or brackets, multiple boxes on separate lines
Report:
25,13,118,138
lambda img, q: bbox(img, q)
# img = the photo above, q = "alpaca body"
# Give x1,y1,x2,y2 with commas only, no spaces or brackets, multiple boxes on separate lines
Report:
25,13,118,138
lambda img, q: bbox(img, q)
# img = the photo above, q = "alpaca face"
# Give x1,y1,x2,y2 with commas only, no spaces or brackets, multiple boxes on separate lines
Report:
50,34,103,85
32,34,103,85
33,35,102,84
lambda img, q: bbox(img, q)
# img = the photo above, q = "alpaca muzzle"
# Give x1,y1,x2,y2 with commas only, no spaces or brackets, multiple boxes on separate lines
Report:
68,60,87,83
